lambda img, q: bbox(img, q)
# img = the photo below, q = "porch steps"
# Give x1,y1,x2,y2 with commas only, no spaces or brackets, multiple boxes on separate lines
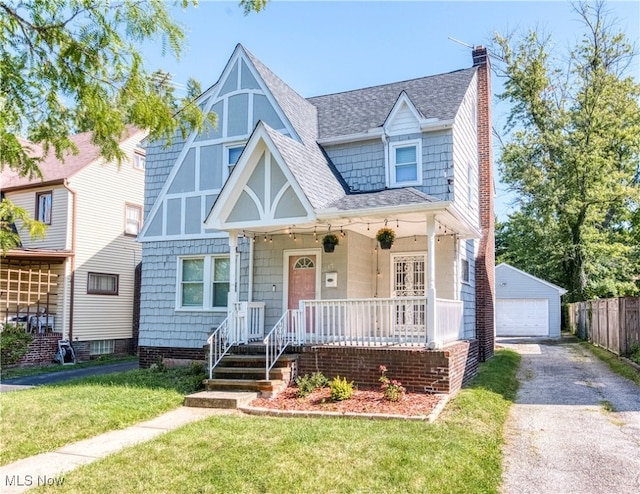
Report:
184,391,258,409
198,352,299,404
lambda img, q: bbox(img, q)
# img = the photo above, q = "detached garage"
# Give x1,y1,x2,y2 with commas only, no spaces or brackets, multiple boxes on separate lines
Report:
495,263,567,338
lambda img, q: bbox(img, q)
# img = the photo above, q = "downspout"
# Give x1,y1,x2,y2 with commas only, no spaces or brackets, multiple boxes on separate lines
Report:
63,180,77,343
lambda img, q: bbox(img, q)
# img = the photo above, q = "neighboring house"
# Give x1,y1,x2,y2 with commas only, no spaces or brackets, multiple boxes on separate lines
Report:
496,263,567,338
138,44,495,394
1,127,146,362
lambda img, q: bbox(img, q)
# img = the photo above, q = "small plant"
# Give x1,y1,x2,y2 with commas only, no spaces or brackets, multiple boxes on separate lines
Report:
630,344,640,365
329,375,354,401
295,371,329,398
322,234,339,252
379,365,406,402
376,228,395,249
0,323,33,366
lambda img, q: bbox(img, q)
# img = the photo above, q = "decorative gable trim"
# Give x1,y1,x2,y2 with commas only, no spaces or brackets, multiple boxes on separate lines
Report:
383,92,423,136
139,45,301,241
205,123,315,231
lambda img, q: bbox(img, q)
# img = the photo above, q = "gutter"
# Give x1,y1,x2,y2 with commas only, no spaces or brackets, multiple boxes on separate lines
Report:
63,180,77,343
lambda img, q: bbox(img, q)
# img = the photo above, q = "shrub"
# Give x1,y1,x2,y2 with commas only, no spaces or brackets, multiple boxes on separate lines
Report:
379,365,406,402
630,344,640,365
329,376,354,401
0,324,33,366
295,371,328,398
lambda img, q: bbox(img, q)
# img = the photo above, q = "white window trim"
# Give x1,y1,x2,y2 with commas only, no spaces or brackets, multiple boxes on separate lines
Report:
133,152,146,171
125,203,143,236
388,139,422,188
224,142,246,177
175,255,231,312
461,258,471,285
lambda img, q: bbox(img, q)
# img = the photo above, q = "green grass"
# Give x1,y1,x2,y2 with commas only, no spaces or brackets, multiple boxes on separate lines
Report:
0,364,207,465
0,355,138,380
579,341,640,386
31,350,521,494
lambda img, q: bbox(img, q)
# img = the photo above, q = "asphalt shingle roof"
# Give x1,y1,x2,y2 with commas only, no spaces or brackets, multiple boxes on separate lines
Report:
307,68,477,140
324,188,439,211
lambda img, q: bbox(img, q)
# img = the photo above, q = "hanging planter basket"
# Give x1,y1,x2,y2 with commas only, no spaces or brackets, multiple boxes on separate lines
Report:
322,234,339,253
376,228,395,250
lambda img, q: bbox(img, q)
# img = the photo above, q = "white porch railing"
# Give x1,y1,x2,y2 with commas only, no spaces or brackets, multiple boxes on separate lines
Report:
208,302,265,378
300,297,429,346
263,309,302,380
435,298,464,345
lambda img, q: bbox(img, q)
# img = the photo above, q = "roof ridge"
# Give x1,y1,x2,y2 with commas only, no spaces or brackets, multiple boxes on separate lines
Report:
306,67,477,101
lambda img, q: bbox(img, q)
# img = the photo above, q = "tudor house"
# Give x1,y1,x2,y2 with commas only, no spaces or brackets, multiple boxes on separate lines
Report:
138,45,495,394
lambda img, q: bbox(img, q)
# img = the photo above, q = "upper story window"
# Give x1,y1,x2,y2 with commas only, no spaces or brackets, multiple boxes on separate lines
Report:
389,140,422,187
133,152,146,170
125,204,142,236
461,258,470,284
226,144,244,174
36,191,52,224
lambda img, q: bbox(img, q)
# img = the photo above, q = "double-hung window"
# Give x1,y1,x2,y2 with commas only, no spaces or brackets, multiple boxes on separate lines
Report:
36,191,52,224
390,140,422,187
178,256,230,310
125,204,142,236
225,144,244,175
133,152,146,170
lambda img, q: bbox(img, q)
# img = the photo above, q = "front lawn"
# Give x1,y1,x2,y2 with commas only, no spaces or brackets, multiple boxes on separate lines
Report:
31,350,521,494
0,364,207,465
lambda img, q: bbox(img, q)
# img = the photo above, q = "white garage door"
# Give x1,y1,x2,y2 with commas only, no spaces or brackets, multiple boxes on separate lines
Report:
496,299,549,336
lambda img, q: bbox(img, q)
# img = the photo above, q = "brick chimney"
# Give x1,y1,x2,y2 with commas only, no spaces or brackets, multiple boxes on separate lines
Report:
473,46,495,361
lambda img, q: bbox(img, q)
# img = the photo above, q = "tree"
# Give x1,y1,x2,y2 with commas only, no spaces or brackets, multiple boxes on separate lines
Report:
0,198,46,253
493,1,640,301
0,0,267,179
0,0,267,253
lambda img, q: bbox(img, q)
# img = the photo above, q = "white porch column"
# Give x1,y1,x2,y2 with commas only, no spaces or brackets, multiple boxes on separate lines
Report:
227,230,239,308
426,214,437,346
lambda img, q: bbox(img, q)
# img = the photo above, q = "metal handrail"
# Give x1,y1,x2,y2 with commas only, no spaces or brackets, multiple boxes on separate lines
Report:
207,313,238,379
263,309,300,380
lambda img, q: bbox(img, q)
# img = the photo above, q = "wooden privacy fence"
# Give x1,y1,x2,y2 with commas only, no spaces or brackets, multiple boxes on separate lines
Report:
567,297,640,356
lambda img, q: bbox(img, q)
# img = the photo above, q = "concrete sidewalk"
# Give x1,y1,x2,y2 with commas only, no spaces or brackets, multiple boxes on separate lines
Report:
0,407,236,494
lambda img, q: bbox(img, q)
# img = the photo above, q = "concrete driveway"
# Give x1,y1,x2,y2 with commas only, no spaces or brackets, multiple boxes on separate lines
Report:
499,337,640,494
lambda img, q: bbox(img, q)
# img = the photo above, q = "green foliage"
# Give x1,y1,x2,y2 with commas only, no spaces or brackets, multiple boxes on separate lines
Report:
0,0,266,180
321,234,339,246
294,371,328,398
630,344,640,365
329,376,354,401
492,2,640,301
0,198,46,255
0,323,33,365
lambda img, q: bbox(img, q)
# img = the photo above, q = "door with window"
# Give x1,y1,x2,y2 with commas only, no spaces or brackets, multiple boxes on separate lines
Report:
288,255,317,334
391,254,426,340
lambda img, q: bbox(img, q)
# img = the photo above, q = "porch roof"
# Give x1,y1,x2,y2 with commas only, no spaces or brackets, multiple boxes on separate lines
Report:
324,188,438,211
4,248,72,262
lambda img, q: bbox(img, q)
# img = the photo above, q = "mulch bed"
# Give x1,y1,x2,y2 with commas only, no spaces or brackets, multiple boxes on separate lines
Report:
251,386,445,417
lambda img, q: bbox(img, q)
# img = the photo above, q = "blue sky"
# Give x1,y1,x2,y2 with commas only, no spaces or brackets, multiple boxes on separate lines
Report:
141,1,640,220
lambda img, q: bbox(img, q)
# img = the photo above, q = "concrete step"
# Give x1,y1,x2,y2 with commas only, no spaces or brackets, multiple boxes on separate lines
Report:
203,378,286,397
184,391,258,409
218,354,298,368
213,366,291,380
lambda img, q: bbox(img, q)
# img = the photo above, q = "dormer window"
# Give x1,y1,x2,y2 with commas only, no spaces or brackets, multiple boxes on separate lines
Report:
390,140,422,187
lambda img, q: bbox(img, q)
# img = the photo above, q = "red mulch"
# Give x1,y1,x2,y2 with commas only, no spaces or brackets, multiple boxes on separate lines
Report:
251,385,444,417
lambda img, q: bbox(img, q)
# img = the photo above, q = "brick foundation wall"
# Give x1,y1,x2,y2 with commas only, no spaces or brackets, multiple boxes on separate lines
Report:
15,332,64,366
72,338,135,363
139,345,206,368
473,46,495,362
296,340,479,395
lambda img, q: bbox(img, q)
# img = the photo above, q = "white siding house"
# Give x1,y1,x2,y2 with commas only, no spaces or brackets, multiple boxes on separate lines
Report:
1,128,146,361
495,263,567,338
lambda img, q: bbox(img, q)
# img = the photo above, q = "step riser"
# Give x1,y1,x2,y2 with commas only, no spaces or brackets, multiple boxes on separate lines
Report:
184,391,258,409
213,369,291,381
